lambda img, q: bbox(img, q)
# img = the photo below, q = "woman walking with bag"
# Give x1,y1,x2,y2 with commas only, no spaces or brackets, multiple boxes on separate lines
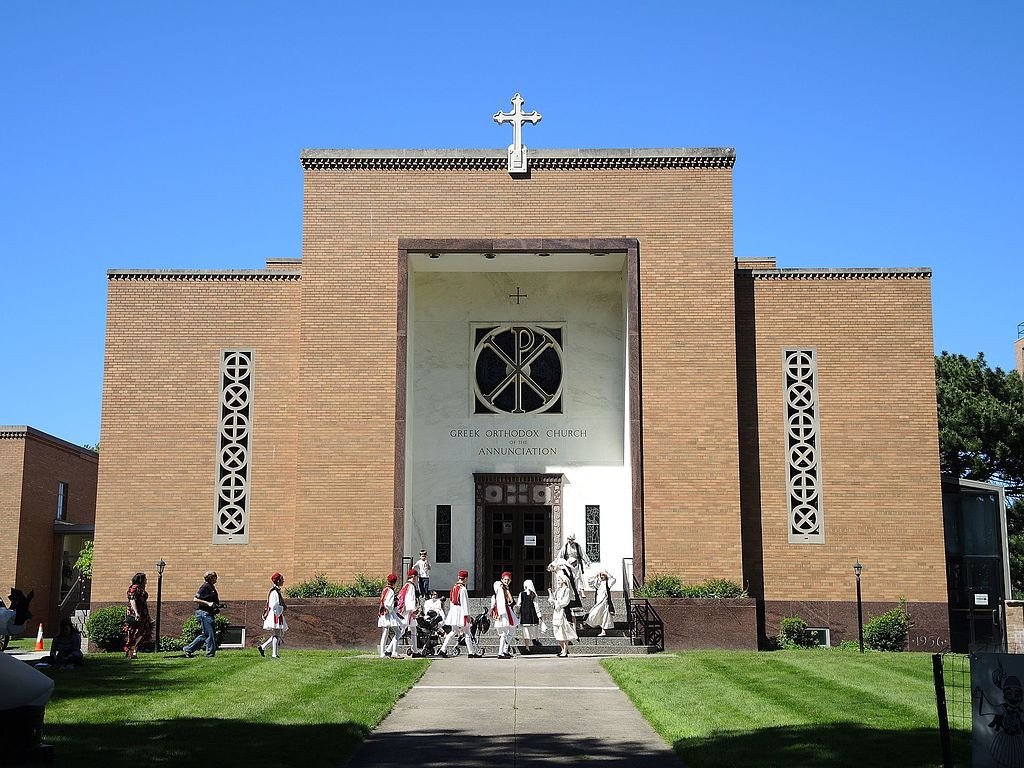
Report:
256,572,288,658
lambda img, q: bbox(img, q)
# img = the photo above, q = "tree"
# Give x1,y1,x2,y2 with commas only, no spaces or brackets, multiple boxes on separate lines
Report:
936,352,1024,495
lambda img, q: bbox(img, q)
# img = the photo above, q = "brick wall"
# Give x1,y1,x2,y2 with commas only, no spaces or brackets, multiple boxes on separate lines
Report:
93,278,301,603
0,436,26,605
741,274,946,604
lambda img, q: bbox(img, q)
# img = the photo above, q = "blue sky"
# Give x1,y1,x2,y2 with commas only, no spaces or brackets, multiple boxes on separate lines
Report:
2,2,1021,447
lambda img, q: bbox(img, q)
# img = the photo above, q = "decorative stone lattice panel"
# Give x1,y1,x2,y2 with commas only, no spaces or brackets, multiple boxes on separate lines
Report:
784,349,824,543
214,350,252,544
585,504,601,562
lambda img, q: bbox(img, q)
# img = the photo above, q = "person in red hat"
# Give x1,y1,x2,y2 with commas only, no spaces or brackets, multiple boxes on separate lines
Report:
378,573,401,658
439,569,481,657
256,572,288,658
397,569,421,656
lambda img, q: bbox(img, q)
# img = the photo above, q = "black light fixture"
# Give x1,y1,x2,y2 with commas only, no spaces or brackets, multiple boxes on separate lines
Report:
484,253,496,259
853,560,864,653
591,252,607,258
155,558,166,653
537,252,550,258
427,252,440,259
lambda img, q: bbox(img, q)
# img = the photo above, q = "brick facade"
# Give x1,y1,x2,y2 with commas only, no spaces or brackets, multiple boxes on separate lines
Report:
92,148,949,648
0,427,98,632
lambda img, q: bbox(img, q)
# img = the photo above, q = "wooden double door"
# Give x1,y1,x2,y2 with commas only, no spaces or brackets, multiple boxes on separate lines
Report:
484,505,552,593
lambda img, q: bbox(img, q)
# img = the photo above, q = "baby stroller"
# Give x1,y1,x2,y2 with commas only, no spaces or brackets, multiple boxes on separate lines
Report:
416,609,454,657
463,610,490,655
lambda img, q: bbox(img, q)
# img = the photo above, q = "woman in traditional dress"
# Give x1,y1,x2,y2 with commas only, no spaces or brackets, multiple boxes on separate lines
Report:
124,572,153,659
516,579,543,652
491,571,519,659
377,573,401,658
585,569,617,636
256,572,288,658
549,571,578,657
548,557,583,630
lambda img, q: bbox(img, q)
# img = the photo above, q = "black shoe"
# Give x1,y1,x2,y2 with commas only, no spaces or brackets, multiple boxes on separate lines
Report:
437,650,449,658
256,644,265,657
183,651,195,658
533,639,542,647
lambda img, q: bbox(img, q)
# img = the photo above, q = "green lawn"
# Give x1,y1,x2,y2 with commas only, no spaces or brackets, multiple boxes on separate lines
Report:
603,650,968,768
37,650,428,766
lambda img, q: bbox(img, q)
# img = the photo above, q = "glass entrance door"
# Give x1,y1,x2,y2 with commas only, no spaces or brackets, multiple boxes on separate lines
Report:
484,505,552,592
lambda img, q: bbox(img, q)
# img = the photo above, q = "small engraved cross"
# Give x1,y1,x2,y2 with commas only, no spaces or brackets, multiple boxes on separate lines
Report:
509,287,528,305
493,93,542,174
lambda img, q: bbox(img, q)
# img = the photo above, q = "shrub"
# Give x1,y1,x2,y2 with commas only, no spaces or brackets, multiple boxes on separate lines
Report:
837,639,863,651
159,635,185,652
635,575,684,598
85,605,127,652
285,572,386,598
777,616,818,649
679,578,747,599
864,598,911,652
635,576,747,599
182,614,231,645
75,540,93,579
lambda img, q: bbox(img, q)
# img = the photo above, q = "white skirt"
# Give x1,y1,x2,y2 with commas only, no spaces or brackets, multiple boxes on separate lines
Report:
552,608,578,642
378,609,401,628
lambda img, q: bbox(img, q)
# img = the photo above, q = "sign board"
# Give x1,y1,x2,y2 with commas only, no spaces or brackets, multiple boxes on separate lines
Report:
972,653,1024,767
975,593,990,607
524,535,537,546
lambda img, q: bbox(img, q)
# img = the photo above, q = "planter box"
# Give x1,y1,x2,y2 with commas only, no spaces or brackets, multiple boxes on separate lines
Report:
644,598,758,650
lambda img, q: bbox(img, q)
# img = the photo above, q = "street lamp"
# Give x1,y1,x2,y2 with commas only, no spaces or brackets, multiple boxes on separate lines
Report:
155,559,166,652
853,560,864,653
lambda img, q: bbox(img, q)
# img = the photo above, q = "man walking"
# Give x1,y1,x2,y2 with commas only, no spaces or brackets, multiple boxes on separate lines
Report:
439,569,481,658
183,571,221,658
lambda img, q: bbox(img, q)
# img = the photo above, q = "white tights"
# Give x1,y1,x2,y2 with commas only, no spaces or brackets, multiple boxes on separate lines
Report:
380,627,398,657
260,629,283,658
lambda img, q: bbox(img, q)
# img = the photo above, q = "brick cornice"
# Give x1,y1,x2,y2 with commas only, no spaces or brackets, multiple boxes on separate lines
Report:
107,270,301,282
752,268,932,281
0,426,98,458
301,148,735,171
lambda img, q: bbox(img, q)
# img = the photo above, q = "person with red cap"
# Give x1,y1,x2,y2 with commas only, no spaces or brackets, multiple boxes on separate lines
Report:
397,569,421,656
491,571,519,659
439,569,481,657
256,572,288,658
378,573,401,658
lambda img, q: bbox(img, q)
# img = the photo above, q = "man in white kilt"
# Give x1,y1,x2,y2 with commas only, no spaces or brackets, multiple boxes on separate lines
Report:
377,573,401,658
440,569,482,658
397,569,421,656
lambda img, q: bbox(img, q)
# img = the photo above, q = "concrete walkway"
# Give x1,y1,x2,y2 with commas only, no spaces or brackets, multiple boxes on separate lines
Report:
344,655,682,767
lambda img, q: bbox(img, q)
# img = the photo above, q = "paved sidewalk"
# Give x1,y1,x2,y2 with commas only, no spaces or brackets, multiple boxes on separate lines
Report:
344,655,682,767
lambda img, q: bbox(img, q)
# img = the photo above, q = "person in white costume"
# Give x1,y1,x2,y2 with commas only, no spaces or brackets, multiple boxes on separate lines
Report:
491,571,519,659
547,557,583,630
585,569,617,636
257,572,289,658
377,573,401,658
397,569,421,656
516,579,543,652
422,590,445,620
549,571,578,657
440,569,481,658
560,533,591,596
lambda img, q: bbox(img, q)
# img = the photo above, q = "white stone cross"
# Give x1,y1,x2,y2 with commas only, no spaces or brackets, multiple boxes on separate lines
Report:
493,93,542,175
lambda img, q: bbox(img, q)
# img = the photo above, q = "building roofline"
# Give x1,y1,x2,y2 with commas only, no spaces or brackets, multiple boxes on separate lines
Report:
0,426,98,459
107,269,301,281
300,147,736,171
751,267,932,280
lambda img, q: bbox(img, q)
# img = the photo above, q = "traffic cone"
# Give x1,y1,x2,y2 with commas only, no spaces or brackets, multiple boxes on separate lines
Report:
34,623,44,651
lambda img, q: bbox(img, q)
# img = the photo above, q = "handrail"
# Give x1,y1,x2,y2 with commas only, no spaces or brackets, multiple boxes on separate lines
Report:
58,575,86,612
621,557,635,629
630,599,665,652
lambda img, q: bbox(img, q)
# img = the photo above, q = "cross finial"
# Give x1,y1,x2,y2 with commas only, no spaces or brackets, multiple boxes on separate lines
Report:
493,93,542,175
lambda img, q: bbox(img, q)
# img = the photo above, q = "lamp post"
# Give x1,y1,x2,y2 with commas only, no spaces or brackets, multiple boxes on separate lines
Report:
854,560,864,653
155,559,166,652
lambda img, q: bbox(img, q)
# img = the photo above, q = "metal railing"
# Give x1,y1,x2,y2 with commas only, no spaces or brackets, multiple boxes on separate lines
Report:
1018,321,1023,339
58,575,90,623
621,556,665,651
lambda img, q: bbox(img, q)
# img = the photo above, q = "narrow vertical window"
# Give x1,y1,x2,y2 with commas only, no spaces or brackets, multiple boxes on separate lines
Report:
436,505,451,563
214,350,252,544
585,504,600,562
56,482,69,521
784,349,824,543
